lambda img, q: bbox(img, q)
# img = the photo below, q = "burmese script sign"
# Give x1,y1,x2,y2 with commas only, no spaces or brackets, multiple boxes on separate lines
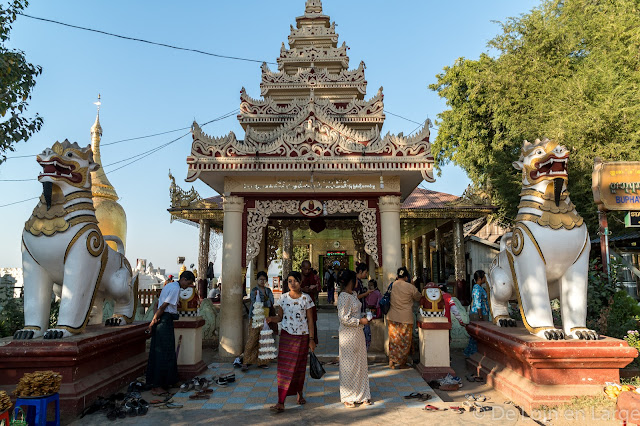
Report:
592,159,640,211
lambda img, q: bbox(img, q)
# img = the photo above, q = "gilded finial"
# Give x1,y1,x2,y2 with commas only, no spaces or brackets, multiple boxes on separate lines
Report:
91,94,102,136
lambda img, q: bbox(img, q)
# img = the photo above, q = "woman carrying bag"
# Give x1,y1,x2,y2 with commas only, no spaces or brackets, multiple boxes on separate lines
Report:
267,271,315,413
242,271,275,371
386,267,421,369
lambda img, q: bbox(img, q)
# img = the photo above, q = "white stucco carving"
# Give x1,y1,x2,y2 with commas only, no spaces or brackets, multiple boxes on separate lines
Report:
16,140,137,340
489,139,593,340
325,200,379,266
246,200,379,266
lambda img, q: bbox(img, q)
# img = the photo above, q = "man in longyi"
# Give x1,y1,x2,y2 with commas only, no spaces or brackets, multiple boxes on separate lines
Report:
146,270,195,396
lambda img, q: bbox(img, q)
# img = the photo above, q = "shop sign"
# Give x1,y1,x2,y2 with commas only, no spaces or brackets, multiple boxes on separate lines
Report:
592,159,640,211
625,212,640,228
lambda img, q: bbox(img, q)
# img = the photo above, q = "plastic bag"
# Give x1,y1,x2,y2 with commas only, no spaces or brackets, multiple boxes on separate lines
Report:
309,351,325,380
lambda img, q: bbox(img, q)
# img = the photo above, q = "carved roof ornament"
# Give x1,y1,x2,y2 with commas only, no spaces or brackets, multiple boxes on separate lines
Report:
169,170,202,208
185,0,436,189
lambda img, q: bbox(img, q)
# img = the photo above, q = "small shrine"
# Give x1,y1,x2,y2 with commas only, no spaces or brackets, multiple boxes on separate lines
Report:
169,0,496,357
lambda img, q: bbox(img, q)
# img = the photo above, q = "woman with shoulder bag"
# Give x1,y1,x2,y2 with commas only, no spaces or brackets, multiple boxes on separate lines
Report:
242,271,275,371
386,267,421,369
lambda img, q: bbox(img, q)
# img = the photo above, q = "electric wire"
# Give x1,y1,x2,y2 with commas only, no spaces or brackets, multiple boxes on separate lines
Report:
17,13,276,65
0,109,238,206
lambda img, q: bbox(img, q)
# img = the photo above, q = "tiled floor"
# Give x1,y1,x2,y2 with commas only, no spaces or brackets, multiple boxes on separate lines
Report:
168,361,441,411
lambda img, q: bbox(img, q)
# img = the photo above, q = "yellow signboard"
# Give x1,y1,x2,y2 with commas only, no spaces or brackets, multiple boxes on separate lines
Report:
592,159,640,211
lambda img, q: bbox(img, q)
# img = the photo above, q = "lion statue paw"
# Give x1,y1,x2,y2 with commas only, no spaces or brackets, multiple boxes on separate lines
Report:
567,328,599,340
43,329,72,339
534,328,565,340
13,329,42,340
104,317,123,327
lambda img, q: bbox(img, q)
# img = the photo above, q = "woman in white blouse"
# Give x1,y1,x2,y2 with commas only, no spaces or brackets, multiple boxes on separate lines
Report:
267,271,316,413
337,269,372,408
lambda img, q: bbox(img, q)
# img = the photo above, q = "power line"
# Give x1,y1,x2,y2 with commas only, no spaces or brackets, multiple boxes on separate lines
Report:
0,196,39,208
385,110,424,126
17,13,276,65
4,109,239,161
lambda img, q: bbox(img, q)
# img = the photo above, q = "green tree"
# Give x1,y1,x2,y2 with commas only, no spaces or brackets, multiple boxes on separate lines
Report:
430,0,640,233
0,0,43,164
292,245,310,273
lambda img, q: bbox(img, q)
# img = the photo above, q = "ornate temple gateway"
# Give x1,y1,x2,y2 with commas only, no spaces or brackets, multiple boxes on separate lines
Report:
170,0,495,356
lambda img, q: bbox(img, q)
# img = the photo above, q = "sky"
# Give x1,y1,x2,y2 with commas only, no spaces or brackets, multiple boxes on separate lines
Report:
0,0,540,273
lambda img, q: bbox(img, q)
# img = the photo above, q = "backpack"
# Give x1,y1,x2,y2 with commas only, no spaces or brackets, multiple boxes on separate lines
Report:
379,282,393,315
327,272,336,288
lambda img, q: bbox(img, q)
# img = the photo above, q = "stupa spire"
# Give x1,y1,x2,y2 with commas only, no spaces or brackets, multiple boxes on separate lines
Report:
90,94,118,201
305,0,323,14
89,94,128,252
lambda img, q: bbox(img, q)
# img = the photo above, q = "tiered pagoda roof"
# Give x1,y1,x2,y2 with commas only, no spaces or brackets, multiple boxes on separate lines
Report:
186,0,435,196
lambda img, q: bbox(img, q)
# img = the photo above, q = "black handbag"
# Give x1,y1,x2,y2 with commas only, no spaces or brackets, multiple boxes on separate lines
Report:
379,282,393,315
309,351,326,379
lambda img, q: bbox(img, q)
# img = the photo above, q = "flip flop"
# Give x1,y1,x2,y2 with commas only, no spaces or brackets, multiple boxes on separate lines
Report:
449,406,465,414
423,405,447,412
404,392,421,399
189,393,210,400
161,403,183,409
297,397,307,405
344,402,357,408
270,405,285,413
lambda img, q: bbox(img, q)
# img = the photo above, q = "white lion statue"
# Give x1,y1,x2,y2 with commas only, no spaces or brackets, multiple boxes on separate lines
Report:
14,140,137,340
489,139,596,340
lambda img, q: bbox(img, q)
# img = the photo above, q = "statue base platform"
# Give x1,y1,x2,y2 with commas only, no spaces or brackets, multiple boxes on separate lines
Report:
417,316,455,381
0,322,148,421
466,321,637,412
175,317,207,380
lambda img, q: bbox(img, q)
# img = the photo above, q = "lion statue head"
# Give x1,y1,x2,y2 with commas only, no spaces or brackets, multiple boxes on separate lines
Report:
36,140,99,208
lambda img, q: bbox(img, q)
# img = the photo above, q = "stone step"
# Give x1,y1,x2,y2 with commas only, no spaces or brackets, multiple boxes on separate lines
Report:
315,351,388,364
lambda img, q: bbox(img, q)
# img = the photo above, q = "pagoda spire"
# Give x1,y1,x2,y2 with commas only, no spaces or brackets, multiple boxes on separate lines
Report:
305,0,323,14
90,94,118,201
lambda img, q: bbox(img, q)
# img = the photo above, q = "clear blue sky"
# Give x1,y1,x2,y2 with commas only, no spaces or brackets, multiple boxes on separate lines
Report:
0,0,539,271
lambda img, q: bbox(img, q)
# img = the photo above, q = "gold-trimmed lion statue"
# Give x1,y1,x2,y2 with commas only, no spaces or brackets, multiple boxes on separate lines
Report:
489,138,596,340
14,140,137,340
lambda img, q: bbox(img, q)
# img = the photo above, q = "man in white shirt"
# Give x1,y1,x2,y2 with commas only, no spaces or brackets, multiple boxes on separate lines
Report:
146,270,195,395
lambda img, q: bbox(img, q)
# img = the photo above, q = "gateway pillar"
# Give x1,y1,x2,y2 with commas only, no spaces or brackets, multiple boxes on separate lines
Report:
379,196,402,291
219,195,244,357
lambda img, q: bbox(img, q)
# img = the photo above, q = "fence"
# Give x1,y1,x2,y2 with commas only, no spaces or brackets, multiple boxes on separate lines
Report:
137,289,161,313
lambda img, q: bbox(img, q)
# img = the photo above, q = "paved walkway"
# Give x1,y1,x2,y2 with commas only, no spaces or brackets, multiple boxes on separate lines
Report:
72,310,617,425
75,362,443,425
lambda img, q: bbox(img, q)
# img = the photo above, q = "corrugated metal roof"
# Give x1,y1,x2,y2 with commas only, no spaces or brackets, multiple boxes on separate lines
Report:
402,187,460,209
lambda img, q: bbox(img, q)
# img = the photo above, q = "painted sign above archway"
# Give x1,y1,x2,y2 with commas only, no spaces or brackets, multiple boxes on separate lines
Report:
300,200,323,217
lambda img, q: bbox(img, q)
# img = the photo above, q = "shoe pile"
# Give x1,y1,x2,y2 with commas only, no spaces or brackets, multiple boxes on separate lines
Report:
438,374,462,391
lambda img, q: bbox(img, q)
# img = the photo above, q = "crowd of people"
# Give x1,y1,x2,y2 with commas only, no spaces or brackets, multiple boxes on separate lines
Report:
144,262,492,411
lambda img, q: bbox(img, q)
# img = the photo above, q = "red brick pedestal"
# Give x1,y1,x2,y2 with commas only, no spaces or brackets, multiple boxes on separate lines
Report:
0,322,148,421
466,321,638,412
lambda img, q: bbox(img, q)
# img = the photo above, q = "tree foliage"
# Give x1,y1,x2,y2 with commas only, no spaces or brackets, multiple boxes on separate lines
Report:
430,0,640,232
0,0,42,164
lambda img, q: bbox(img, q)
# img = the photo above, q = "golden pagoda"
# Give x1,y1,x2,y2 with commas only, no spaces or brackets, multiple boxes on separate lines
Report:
90,95,127,251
